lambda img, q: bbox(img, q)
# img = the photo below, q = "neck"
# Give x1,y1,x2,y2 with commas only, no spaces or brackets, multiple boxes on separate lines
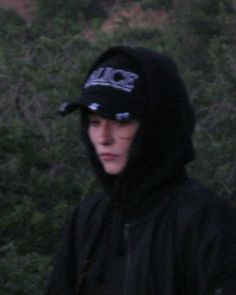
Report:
104,166,187,218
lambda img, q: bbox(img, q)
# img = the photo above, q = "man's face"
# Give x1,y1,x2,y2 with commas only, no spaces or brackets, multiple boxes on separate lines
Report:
88,114,139,175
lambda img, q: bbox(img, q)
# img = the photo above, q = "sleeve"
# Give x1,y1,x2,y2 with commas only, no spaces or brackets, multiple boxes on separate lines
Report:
44,206,79,295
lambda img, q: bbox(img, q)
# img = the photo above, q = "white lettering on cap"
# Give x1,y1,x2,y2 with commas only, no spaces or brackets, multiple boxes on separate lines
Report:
84,67,139,92
116,112,130,121
88,102,100,111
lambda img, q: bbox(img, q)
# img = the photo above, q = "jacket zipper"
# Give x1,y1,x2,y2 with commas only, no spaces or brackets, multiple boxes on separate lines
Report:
123,223,132,295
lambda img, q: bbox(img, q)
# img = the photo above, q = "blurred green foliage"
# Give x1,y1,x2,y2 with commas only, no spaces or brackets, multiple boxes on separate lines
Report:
0,0,235,293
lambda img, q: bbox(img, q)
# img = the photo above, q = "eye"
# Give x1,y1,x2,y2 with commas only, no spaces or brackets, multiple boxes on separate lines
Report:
88,116,101,126
115,120,132,127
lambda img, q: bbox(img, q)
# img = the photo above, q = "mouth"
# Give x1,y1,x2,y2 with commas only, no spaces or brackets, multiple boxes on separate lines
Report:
99,153,118,161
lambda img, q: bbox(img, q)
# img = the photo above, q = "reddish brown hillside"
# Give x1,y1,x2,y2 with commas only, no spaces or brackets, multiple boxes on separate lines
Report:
0,0,36,20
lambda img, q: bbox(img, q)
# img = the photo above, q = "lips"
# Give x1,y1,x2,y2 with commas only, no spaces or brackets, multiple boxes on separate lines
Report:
99,153,118,161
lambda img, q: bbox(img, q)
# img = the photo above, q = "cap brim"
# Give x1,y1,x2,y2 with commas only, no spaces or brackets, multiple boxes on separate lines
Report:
58,101,80,116
76,92,145,120
58,93,144,120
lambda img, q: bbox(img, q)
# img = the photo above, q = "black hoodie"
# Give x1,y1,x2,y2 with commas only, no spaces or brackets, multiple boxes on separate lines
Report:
45,46,236,295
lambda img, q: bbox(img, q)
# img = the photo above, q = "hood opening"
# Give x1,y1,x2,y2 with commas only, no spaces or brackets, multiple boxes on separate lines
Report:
78,46,195,214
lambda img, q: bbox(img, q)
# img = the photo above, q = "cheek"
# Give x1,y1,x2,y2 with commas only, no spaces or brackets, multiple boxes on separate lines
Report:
118,129,139,142
119,127,139,145
87,130,99,155
88,128,96,145
119,123,140,141
119,136,136,156
119,134,135,140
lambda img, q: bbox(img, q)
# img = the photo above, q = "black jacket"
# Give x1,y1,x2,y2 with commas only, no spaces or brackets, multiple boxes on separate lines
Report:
46,46,236,294
45,177,236,295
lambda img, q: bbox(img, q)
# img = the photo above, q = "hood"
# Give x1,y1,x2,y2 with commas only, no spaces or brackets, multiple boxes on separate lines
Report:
77,46,195,215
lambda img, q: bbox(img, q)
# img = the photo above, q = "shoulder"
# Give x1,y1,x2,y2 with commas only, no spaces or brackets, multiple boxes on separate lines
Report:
174,180,236,291
175,178,236,230
177,178,226,212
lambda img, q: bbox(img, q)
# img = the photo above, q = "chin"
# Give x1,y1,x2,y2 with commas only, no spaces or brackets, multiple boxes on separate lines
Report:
103,164,124,175
104,169,122,175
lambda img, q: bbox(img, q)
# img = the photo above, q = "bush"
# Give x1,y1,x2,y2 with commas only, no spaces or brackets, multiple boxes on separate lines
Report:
0,0,235,293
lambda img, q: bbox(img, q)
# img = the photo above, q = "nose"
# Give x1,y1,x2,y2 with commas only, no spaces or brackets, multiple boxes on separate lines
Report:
98,121,114,145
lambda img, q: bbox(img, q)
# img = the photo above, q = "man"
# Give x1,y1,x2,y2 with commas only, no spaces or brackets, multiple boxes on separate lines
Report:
45,46,236,294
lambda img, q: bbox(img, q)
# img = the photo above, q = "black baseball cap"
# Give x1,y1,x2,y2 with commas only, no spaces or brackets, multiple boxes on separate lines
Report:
59,52,147,121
